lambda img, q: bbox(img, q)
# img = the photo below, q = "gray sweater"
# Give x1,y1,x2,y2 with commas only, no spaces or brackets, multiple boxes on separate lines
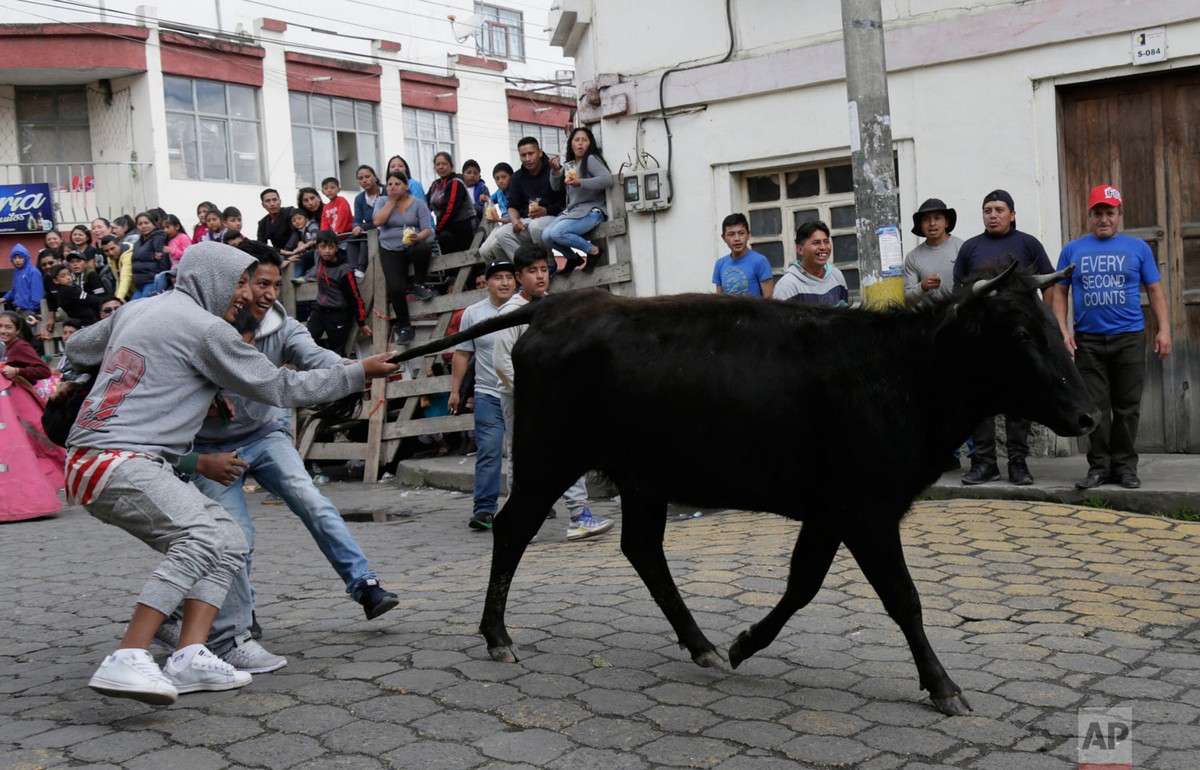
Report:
550,156,613,219
903,235,962,305
66,242,365,462
194,302,346,452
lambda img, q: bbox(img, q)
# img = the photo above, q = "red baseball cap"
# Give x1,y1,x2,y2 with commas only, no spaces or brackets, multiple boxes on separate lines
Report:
1088,185,1122,210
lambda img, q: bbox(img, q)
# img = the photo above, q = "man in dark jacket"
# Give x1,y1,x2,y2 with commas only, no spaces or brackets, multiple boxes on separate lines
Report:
478,136,566,262
255,188,292,249
953,189,1055,487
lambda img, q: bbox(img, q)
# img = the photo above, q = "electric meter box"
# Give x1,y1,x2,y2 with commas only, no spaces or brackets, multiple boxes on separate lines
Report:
622,166,671,213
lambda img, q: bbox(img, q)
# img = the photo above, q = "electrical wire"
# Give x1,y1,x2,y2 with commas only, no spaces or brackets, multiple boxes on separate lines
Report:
657,0,735,204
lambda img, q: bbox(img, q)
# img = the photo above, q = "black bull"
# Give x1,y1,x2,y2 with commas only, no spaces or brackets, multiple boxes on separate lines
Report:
393,263,1098,716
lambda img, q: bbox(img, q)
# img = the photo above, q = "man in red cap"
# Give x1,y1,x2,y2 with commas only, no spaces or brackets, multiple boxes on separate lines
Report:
1049,185,1171,490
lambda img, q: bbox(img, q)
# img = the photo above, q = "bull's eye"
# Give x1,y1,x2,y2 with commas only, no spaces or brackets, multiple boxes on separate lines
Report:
1013,328,1033,343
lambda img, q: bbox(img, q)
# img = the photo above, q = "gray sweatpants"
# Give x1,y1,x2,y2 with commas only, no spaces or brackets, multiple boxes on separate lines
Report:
478,216,556,262
85,456,248,615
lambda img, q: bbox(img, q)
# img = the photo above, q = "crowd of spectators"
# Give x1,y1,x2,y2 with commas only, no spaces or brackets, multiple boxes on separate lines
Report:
2,128,615,354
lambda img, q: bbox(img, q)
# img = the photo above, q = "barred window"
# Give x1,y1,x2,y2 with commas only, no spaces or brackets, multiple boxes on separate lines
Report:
163,75,263,184
508,122,565,160
741,161,861,297
290,93,379,189
475,3,524,61
403,108,456,185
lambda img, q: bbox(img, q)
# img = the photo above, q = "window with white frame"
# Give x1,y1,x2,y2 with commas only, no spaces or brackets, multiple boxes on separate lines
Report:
289,93,379,189
508,121,564,160
741,161,862,296
163,75,262,184
403,107,456,184
475,3,524,61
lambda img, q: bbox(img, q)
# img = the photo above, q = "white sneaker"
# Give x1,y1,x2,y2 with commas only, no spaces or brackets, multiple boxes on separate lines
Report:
88,649,178,705
566,507,614,541
164,647,253,694
219,633,287,674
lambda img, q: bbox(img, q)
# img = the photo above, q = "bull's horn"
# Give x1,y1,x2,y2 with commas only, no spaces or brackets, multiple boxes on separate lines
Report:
971,259,1020,296
1031,263,1075,290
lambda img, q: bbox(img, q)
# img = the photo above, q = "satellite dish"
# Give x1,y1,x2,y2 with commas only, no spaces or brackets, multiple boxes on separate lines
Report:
448,13,483,44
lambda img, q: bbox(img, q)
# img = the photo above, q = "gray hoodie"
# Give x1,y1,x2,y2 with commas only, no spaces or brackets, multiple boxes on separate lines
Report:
193,302,345,452
66,242,365,462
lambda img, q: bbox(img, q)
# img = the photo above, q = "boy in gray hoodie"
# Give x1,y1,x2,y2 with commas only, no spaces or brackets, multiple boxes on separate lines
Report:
65,241,398,705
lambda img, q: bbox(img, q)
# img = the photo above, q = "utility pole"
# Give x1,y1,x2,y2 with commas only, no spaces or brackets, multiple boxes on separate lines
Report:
841,0,904,309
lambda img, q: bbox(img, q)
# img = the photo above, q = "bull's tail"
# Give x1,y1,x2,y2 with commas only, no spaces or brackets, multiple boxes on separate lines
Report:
387,300,541,363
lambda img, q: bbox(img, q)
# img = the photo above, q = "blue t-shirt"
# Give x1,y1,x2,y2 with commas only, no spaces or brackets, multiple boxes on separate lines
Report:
712,250,773,296
1056,233,1160,335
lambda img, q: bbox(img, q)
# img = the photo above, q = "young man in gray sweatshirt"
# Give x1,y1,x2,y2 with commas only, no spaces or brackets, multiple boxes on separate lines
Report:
65,242,398,705
157,242,400,674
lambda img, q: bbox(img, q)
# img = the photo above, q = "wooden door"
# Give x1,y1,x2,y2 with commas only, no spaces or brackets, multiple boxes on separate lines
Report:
1059,69,1200,452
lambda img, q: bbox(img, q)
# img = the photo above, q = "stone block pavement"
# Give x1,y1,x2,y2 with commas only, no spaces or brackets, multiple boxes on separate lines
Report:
1,483,1198,769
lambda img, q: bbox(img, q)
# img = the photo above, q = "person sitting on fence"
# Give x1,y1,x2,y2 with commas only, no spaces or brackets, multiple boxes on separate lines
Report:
427,151,477,256
69,225,100,271
39,230,65,263
0,310,51,384
386,155,426,203
304,230,370,353
113,215,139,247
280,207,317,270
295,187,325,275
486,162,514,225
478,136,565,267
130,212,169,300
99,235,134,302
320,176,353,235
222,207,243,238
149,215,194,295
200,207,226,243
193,202,218,244
255,189,292,251
65,252,107,321
543,126,614,276
374,170,436,345
350,165,383,278
462,159,491,222
46,264,98,327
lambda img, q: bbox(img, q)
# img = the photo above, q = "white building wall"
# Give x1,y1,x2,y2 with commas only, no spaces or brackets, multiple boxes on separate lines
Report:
0,0,571,227
559,0,1200,296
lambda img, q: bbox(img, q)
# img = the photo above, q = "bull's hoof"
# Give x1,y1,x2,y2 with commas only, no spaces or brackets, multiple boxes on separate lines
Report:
728,631,752,670
931,690,972,716
488,645,519,663
693,649,725,669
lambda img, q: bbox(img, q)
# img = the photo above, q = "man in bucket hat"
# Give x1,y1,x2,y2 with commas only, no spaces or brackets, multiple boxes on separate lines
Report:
1049,185,1171,491
903,197,961,305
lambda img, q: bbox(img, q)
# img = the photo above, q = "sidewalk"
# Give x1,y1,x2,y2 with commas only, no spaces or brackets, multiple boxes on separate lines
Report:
399,452,1200,518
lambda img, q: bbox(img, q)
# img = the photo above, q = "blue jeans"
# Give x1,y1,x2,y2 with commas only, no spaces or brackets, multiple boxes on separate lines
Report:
472,393,505,515
540,210,606,256
190,429,376,651
130,282,155,300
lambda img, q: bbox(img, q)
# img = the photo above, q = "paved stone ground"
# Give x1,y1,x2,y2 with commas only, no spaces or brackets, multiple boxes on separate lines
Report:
1,483,1198,769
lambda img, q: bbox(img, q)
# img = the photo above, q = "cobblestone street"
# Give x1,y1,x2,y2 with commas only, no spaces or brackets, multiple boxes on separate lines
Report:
2,483,1198,769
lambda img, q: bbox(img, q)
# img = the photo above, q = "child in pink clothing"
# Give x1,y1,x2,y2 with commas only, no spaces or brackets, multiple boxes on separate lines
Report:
164,215,193,268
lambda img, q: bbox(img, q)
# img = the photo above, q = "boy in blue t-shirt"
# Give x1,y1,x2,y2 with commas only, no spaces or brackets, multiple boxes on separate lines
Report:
1050,184,1172,491
712,213,774,297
